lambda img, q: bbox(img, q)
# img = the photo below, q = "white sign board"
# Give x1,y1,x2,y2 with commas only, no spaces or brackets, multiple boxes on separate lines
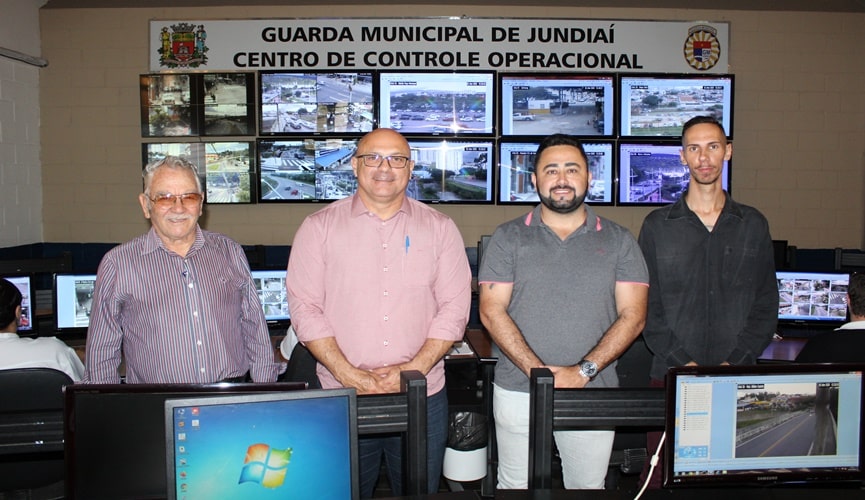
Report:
149,18,729,73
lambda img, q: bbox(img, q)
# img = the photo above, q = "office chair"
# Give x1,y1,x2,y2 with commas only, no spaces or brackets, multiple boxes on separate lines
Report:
0,367,73,493
281,341,322,389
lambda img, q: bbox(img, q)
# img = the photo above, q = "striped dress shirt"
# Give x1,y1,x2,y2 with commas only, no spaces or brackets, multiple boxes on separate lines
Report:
83,227,279,384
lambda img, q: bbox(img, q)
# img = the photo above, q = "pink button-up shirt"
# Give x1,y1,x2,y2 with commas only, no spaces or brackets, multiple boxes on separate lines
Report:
287,195,471,394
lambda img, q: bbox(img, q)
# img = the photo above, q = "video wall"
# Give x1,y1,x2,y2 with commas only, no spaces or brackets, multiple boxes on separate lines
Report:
140,70,734,206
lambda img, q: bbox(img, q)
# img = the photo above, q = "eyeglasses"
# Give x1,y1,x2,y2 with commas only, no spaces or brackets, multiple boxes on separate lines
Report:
356,153,411,169
149,192,203,209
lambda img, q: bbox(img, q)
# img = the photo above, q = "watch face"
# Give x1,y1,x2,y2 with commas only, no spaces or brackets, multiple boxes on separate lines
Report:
580,360,598,378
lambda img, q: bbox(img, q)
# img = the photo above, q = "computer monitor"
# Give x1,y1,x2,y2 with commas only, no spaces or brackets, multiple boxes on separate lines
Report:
405,138,495,204
2,274,35,334
497,138,614,205
377,70,495,136
165,388,358,499
499,72,615,136
250,268,290,328
53,272,98,334
619,73,734,138
777,270,849,329
617,140,730,206
64,382,306,499
664,363,865,488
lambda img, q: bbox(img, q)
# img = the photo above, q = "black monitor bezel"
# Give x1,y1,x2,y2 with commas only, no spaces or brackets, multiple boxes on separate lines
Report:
52,272,98,336
256,137,359,203
664,363,865,488
377,69,496,137
498,72,617,138
163,388,358,500
776,269,851,328
496,137,615,207
618,72,735,139
2,273,36,335
259,70,375,137
404,137,496,205
250,267,291,329
615,139,731,207
63,382,307,500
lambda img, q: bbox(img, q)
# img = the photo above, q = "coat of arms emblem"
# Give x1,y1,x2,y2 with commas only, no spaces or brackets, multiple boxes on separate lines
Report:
159,23,208,68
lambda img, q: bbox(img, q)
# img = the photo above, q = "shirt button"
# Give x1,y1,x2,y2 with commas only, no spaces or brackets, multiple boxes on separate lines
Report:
383,340,389,346
193,311,198,317
383,243,388,249
383,315,389,321
197,340,202,346
188,283,194,289
383,290,389,296
199,367,205,373
383,267,388,272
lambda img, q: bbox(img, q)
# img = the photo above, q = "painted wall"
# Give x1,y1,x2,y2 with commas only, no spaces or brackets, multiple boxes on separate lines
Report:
37,5,865,249
0,0,47,247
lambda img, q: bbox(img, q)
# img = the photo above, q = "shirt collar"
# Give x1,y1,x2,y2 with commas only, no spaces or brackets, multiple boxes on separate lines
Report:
524,204,603,233
0,332,21,340
142,225,206,256
350,193,412,220
666,191,743,221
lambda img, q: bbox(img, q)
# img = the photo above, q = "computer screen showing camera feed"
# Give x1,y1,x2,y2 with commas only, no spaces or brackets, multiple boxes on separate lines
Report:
258,138,359,202
143,142,255,204
378,72,495,135
617,141,729,205
201,73,255,136
497,140,614,205
666,365,864,488
499,73,614,136
406,139,494,204
141,74,197,137
776,270,849,325
54,273,98,332
619,74,734,138
3,275,34,333
260,72,374,135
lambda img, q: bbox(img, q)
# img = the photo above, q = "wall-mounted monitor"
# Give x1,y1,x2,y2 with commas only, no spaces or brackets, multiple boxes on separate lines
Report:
499,73,615,136
617,141,730,206
619,73,734,138
142,141,256,204
141,74,198,137
201,73,256,136
258,138,359,203
377,71,495,136
260,71,374,136
406,139,495,204
250,268,290,329
497,139,615,206
53,273,98,335
2,274,35,334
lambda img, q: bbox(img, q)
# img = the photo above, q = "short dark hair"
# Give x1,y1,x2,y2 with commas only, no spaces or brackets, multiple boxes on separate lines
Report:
849,273,865,318
0,278,22,329
533,134,588,172
681,115,727,144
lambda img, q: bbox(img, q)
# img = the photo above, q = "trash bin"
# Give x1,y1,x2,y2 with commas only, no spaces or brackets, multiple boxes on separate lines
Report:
443,411,488,482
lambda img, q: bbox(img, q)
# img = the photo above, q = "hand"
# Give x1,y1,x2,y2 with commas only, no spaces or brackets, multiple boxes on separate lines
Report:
547,365,590,389
369,365,404,393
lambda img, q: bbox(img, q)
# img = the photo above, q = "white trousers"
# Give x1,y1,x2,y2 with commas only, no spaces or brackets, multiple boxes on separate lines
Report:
493,384,614,490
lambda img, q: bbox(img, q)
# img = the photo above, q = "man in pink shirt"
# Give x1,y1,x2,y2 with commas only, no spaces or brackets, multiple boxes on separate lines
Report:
287,128,472,497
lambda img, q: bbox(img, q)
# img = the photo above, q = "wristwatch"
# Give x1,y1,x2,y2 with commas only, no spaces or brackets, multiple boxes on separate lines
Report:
577,359,598,380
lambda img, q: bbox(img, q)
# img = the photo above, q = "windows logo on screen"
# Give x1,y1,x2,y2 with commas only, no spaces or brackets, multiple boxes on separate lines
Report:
238,443,293,489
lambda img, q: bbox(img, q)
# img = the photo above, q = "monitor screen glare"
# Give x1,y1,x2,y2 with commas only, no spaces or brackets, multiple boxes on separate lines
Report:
378,72,495,135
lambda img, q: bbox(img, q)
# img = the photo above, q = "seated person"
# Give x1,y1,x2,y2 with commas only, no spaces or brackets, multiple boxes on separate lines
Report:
796,272,865,363
0,277,85,381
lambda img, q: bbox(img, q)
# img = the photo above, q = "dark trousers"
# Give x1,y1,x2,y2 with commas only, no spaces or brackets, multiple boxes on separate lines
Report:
358,388,448,498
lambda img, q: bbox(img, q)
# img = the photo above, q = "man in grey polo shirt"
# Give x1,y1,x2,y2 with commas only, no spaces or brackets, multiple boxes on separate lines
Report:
478,134,649,490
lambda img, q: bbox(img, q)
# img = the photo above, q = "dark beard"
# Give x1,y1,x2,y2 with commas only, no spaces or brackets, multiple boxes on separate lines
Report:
538,187,586,214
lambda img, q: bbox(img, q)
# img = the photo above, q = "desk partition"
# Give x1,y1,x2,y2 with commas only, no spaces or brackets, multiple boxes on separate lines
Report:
527,367,666,490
